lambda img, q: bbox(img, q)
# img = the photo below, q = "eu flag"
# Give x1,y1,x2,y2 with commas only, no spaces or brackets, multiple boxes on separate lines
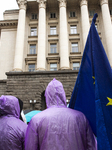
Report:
69,13,112,149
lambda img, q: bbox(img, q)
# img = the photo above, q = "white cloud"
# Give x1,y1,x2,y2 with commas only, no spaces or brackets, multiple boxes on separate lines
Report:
0,0,19,20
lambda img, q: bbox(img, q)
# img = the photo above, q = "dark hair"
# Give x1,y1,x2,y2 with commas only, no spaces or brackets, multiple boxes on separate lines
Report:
17,97,23,121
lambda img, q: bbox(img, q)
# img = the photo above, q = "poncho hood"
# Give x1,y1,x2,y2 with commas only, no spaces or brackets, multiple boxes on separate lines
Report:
45,78,67,108
0,95,20,118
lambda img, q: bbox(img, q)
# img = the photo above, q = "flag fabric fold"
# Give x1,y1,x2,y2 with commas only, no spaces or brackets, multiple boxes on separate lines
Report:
69,13,112,149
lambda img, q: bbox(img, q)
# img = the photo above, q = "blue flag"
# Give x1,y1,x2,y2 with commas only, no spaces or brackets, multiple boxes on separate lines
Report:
69,13,112,149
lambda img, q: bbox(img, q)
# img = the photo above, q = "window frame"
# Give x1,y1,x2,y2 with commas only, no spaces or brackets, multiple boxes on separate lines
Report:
28,64,35,72
50,63,57,71
31,14,37,20
71,42,78,53
73,62,80,71
70,25,77,34
70,11,75,17
89,10,95,17
50,26,57,35
50,43,57,53
29,44,36,54
50,13,56,18
31,27,37,36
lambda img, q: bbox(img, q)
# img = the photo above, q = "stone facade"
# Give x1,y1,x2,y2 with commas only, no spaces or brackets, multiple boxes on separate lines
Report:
0,70,78,110
0,0,112,79
0,0,112,110
0,80,7,96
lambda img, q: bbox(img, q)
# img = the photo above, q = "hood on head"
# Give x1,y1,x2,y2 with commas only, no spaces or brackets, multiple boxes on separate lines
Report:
45,78,67,108
0,95,20,118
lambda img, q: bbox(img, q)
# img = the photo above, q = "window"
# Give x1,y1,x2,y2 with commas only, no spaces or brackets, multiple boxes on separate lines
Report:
28,64,35,72
50,13,56,18
31,27,37,36
89,10,95,17
50,26,56,35
50,63,57,71
30,44,36,54
71,43,78,52
50,43,57,53
31,14,37,19
73,63,80,70
70,12,75,17
70,25,77,34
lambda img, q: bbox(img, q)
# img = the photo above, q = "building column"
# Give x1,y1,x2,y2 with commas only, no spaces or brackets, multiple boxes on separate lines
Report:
58,0,70,70
36,0,46,71
13,0,27,71
100,0,112,66
80,0,90,48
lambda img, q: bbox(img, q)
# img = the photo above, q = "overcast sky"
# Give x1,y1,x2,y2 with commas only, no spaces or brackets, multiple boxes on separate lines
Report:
0,0,19,20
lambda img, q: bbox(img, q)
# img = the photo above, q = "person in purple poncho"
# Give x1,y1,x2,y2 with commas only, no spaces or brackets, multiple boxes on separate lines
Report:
25,78,97,150
0,95,27,150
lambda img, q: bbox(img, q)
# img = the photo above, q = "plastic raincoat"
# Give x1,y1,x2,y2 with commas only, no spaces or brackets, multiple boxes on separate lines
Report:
25,78,97,150
0,95,27,150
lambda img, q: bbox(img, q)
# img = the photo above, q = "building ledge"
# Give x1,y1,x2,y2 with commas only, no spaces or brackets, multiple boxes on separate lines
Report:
0,19,18,27
68,20,79,24
46,56,60,64
6,70,79,76
0,80,7,83
28,40,38,43
30,19,38,21
48,53,59,55
48,39,58,42
69,17,78,19
49,17,58,20
48,22,58,25
48,34,58,37
27,54,37,57
69,38,80,41
70,52,81,55
25,57,37,65
69,33,80,36
28,36,38,38
69,56,82,62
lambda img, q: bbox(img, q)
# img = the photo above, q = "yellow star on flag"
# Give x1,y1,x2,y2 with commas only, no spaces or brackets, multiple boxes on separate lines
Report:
92,76,95,84
106,97,112,106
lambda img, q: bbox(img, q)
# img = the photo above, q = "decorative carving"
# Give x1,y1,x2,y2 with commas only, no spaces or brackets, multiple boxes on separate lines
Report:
57,0,67,8
17,0,27,10
37,0,47,9
80,0,88,7
100,0,108,6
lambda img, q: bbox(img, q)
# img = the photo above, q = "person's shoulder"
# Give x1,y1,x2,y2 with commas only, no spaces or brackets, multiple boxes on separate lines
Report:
66,108,87,118
8,116,27,129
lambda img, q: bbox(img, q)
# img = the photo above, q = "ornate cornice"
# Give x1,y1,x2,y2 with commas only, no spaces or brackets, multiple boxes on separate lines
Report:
100,0,108,6
58,0,67,8
0,20,18,28
16,0,27,10
80,0,88,7
37,0,47,9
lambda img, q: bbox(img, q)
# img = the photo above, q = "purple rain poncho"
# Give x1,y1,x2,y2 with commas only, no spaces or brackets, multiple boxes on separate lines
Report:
0,95,27,150
25,79,97,150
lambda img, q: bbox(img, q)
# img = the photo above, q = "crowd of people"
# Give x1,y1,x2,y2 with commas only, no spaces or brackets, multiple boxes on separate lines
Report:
0,78,97,150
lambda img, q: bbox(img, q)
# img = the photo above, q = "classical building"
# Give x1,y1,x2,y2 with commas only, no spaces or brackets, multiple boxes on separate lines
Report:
0,0,112,110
